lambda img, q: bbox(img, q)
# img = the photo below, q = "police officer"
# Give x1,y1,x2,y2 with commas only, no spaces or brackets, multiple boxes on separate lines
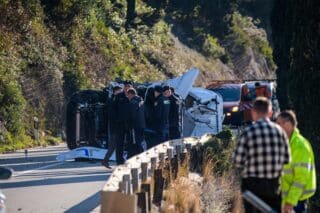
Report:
102,85,122,168
151,85,170,146
113,81,132,165
163,86,182,139
126,88,145,158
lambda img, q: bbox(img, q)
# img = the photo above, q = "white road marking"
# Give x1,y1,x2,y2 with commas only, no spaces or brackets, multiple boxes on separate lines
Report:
13,162,65,177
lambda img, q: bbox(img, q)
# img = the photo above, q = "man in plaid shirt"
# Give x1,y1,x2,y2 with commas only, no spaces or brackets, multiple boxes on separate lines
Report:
233,97,291,212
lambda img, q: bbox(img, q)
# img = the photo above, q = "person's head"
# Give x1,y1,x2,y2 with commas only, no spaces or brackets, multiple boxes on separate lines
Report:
255,82,261,88
123,81,133,93
252,97,272,121
276,110,297,138
162,86,171,97
242,84,249,95
154,85,163,97
127,88,137,100
112,86,122,95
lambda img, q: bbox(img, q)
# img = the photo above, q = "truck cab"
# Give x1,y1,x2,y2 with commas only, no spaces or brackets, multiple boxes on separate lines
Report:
207,83,243,126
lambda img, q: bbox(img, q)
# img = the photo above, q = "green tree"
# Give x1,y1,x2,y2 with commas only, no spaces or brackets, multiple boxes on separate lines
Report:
272,0,320,210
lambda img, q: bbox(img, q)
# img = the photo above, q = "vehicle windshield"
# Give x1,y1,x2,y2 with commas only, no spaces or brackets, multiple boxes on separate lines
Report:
211,87,240,102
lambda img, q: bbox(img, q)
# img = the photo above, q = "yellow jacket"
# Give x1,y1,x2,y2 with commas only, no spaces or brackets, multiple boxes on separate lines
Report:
281,128,316,205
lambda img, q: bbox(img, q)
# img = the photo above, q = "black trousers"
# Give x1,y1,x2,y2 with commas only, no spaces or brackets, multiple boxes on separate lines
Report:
169,126,181,139
241,177,281,213
115,125,126,165
294,200,308,213
103,133,117,162
126,128,144,159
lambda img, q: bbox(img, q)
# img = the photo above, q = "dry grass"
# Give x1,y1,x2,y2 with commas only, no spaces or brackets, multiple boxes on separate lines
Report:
164,176,202,213
153,135,242,213
202,151,216,183
231,186,244,213
201,152,244,213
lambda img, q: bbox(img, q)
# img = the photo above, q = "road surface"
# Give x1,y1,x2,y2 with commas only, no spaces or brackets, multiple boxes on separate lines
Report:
0,144,113,213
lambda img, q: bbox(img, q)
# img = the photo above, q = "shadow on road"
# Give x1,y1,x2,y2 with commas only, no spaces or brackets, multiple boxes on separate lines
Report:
17,170,111,179
0,174,110,189
0,155,59,166
64,191,101,213
1,158,108,172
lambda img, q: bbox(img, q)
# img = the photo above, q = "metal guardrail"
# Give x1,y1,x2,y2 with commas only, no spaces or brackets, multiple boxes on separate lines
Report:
101,134,212,213
242,190,277,213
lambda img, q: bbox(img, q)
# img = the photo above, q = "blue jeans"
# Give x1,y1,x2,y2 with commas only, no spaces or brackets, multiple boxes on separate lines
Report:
294,200,307,213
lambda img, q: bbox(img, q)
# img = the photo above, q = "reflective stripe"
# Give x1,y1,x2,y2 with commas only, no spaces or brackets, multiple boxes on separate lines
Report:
282,189,316,197
302,189,316,196
283,169,293,175
292,182,305,189
292,163,314,170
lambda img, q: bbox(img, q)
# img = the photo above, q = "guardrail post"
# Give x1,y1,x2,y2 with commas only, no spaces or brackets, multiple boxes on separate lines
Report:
118,181,125,193
131,168,139,193
123,174,131,195
137,192,149,213
159,152,165,162
153,169,164,206
141,162,148,183
159,152,165,168
167,148,173,160
150,157,157,176
141,183,151,211
176,145,182,156
185,143,192,152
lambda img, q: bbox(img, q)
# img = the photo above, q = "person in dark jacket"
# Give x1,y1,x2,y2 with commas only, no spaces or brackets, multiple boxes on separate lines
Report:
126,88,145,158
102,85,123,168
113,81,132,164
151,85,170,146
144,87,155,129
163,86,182,139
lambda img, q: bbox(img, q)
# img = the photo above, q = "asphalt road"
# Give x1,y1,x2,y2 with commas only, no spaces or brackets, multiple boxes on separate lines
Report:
0,144,113,213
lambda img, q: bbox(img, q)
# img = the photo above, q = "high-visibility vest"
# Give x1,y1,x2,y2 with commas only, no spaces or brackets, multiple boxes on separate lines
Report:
281,128,316,206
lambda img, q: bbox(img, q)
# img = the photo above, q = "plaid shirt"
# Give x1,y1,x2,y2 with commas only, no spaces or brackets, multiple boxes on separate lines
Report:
233,118,291,178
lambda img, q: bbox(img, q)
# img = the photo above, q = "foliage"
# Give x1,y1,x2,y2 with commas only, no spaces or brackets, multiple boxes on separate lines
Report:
271,0,320,210
0,132,37,153
202,35,225,58
0,77,26,135
0,0,275,151
203,129,235,174
227,12,276,69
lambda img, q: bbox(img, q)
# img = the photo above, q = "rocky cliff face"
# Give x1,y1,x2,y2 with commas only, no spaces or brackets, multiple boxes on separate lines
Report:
230,47,275,80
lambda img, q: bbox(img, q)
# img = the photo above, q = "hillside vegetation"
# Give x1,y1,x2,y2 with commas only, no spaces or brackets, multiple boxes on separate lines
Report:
0,0,274,151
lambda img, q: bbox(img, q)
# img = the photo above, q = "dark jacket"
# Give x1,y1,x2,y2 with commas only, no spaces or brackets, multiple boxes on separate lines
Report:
152,94,170,132
168,94,181,129
113,92,130,123
128,96,146,130
107,94,117,132
144,87,155,129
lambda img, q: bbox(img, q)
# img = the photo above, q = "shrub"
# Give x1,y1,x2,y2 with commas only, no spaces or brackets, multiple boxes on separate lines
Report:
202,35,226,58
0,76,26,135
0,132,36,153
203,129,235,174
227,12,275,69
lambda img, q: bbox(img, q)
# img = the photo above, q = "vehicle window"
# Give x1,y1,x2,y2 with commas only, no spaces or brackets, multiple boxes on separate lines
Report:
247,84,273,99
211,87,240,102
